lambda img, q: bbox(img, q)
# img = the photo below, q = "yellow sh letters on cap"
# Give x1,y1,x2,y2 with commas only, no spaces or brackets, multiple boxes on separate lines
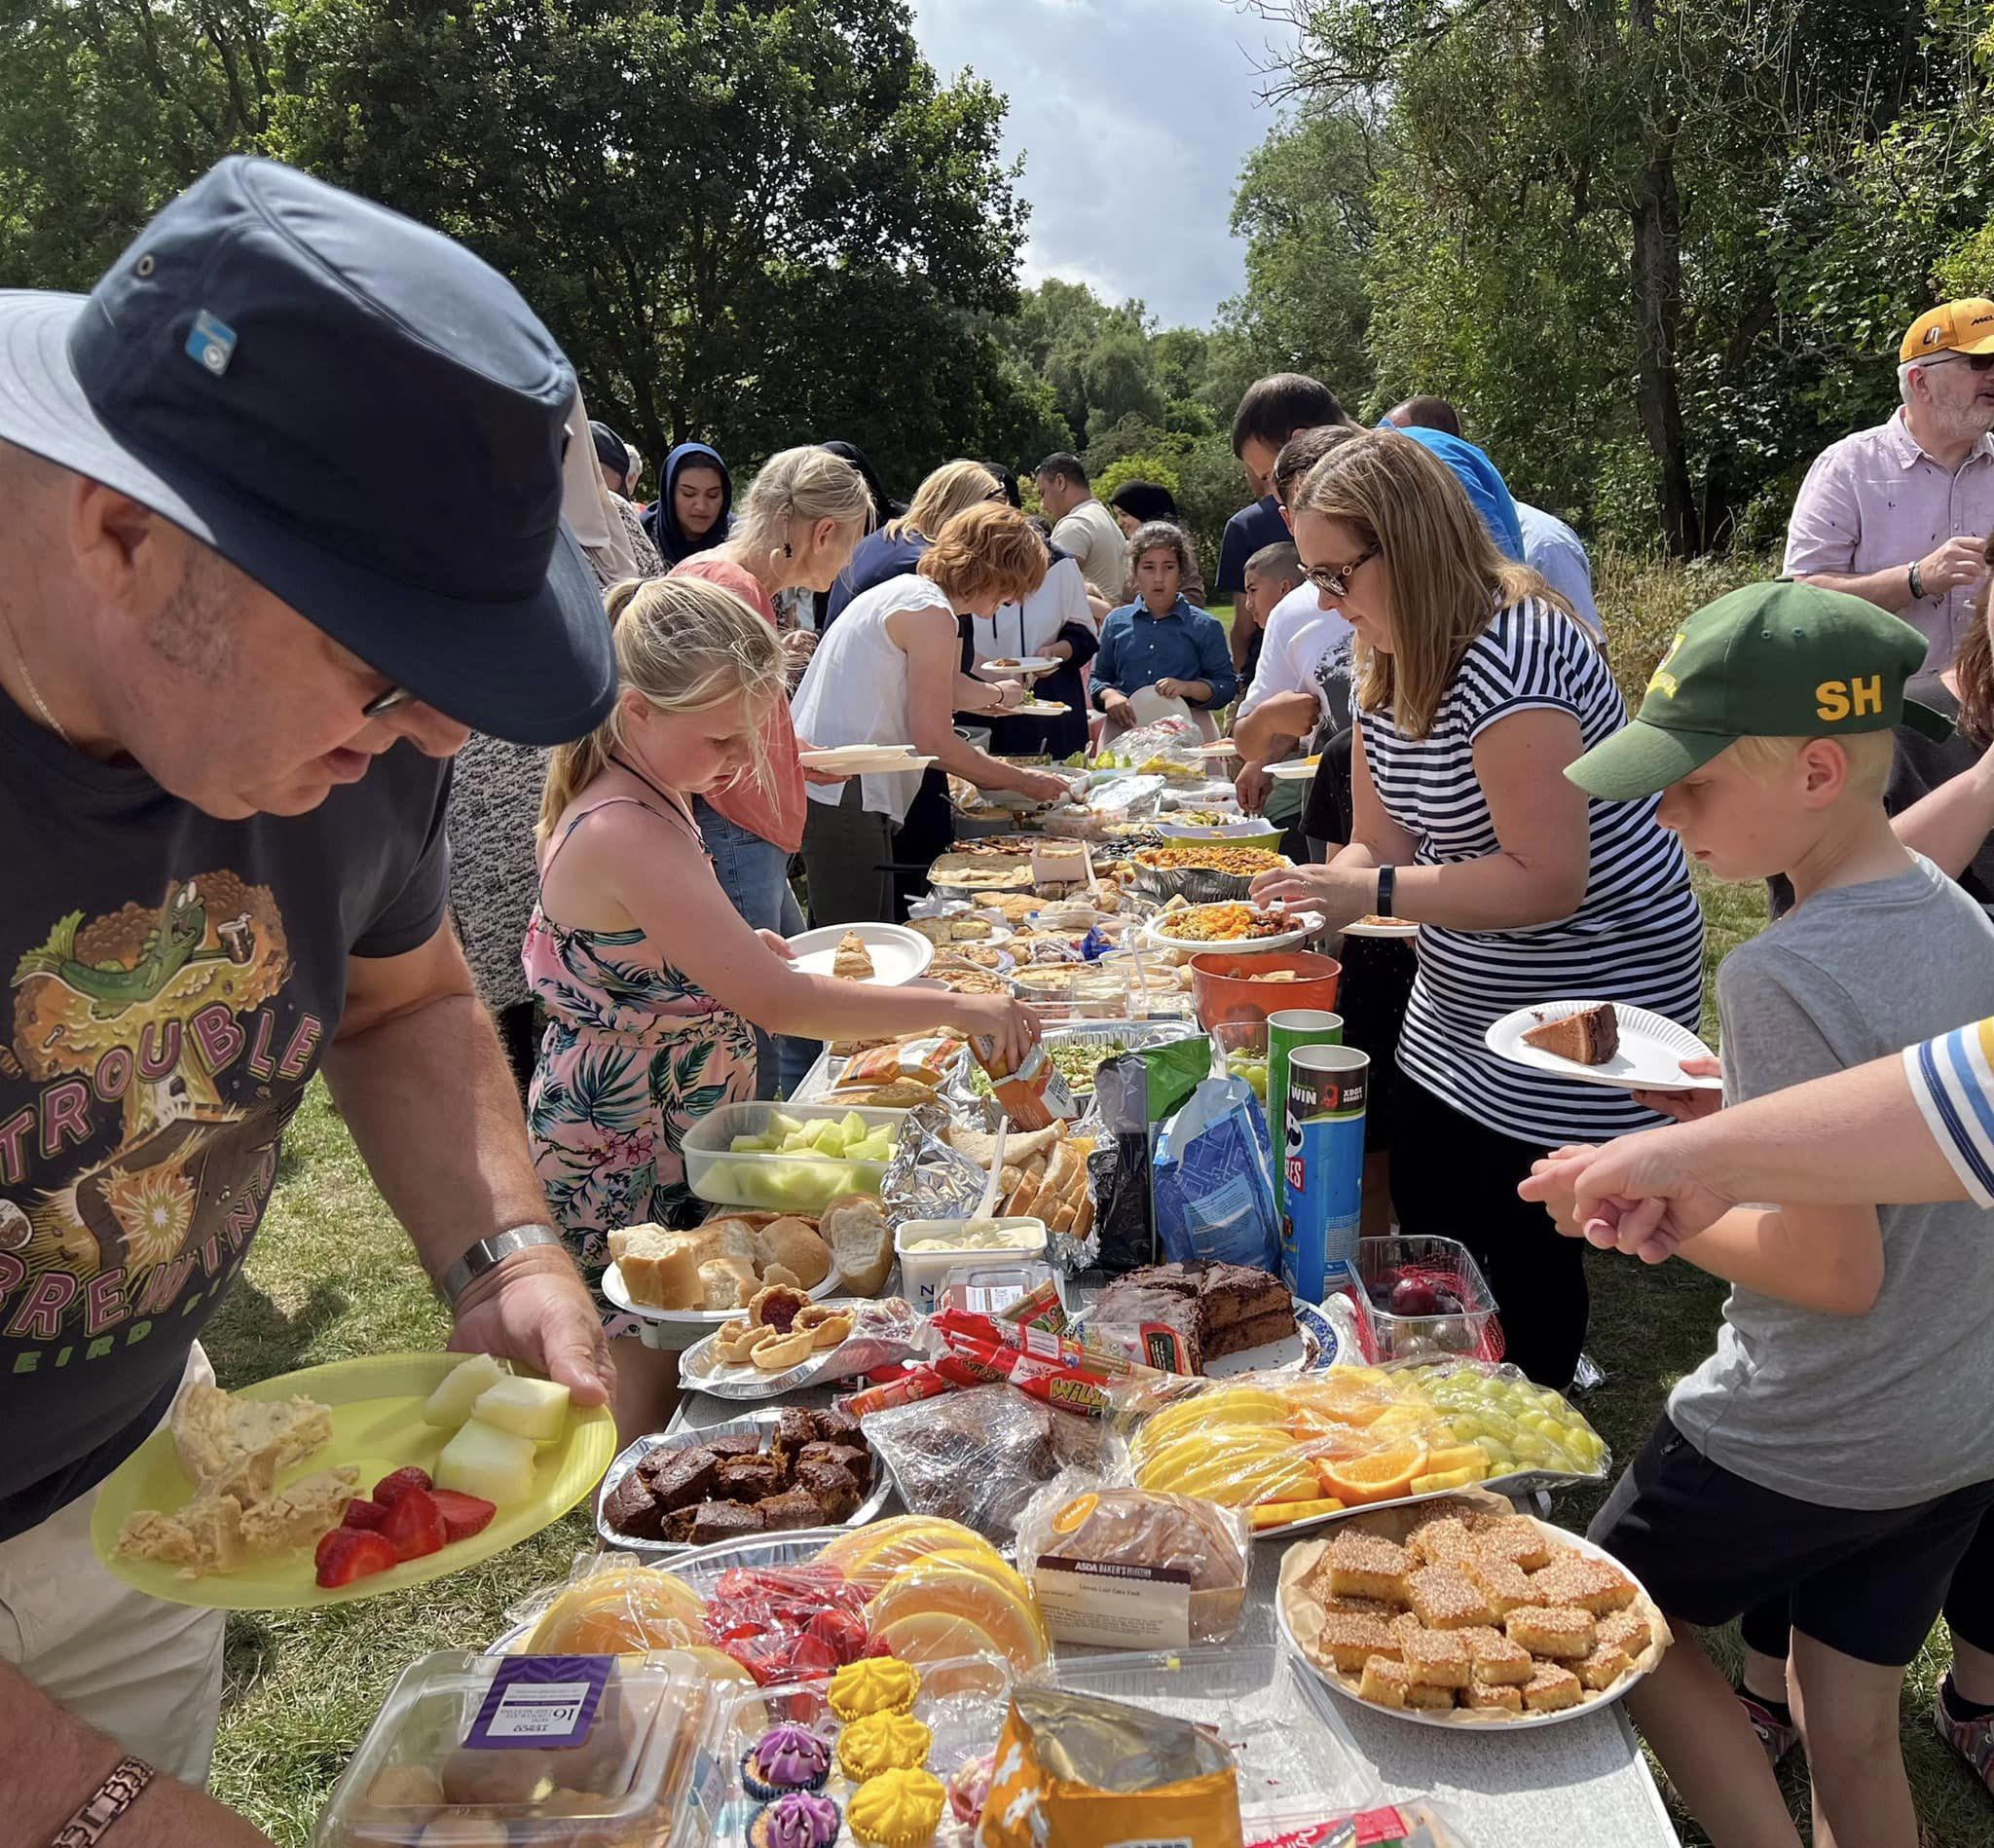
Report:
1647,632,1686,702
1817,675,1883,723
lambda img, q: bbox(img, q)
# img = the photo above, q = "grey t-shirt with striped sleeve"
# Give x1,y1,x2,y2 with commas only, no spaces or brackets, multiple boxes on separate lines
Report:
1359,597,1704,1146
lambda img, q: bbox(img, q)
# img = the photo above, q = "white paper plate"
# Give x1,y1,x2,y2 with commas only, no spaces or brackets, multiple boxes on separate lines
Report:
1277,1517,1667,1728
1268,758,1321,782
797,746,937,776
1014,698,1070,716
979,655,1057,676
601,1259,843,1327
1141,909,1324,954
785,922,934,985
1338,916,1420,940
1486,1000,1721,1092
1195,741,1239,758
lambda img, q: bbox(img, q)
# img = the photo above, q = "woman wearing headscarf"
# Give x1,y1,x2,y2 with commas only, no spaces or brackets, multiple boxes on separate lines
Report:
643,441,734,566
1107,479,1206,606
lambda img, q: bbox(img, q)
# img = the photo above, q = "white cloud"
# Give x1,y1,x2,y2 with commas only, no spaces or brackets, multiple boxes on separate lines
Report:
910,0,1298,329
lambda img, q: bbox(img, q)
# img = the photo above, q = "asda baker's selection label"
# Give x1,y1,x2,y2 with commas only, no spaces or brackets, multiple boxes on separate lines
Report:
1030,1556,1192,1646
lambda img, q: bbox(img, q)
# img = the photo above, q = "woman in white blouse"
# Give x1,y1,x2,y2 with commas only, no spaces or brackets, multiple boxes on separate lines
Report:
794,503,1074,923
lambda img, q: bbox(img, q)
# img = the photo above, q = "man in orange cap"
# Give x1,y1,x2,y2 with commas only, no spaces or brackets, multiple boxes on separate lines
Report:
1785,298,1994,669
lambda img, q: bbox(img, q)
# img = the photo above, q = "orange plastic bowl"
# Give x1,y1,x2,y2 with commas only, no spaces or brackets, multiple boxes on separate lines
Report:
1190,949,1342,1031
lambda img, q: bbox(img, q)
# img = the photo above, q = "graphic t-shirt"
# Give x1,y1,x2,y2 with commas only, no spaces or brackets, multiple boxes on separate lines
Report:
0,695,451,1539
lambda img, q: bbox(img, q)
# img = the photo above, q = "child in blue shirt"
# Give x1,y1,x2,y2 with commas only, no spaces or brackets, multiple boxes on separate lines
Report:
1092,521,1237,728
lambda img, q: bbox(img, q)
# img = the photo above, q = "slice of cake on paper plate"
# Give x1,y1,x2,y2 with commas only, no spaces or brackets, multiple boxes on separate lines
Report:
1520,1003,1619,1066
832,932,876,981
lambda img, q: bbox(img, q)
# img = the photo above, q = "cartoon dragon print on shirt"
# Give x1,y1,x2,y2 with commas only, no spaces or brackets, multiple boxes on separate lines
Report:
0,872,314,1356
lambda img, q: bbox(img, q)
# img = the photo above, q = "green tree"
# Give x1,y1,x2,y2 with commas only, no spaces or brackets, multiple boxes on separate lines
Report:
266,0,1030,484
0,0,276,289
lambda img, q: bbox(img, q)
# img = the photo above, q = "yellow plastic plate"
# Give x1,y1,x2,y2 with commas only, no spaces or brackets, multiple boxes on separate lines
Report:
90,1351,615,1609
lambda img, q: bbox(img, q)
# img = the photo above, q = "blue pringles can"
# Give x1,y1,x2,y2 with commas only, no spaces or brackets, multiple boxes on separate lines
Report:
1280,1043,1370,1300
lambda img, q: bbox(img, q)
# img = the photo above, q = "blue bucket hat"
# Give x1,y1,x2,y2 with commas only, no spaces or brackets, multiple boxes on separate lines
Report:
0,156,614,746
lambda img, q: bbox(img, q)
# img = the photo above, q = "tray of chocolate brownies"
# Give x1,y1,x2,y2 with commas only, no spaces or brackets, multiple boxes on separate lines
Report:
1070,1260,1344,1377
594,1405,891,1554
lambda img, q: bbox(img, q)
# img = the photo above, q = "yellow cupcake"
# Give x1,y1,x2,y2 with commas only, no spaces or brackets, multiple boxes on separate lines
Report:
826,1657,921,1720
836,1712,933,1782
846,1767,945,1848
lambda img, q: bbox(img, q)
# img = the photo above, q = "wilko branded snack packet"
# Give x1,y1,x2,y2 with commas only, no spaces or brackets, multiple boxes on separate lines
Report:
979,1685,1243,1848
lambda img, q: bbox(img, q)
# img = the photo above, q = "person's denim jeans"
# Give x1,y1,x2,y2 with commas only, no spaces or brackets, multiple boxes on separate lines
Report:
690,797,817,1097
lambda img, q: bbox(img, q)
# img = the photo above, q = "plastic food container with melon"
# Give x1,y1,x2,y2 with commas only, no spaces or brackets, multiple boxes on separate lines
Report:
683,1101,906,1214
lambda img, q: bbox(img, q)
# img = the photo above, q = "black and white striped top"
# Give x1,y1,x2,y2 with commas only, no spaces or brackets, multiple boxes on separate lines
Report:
1361,598,1705,1146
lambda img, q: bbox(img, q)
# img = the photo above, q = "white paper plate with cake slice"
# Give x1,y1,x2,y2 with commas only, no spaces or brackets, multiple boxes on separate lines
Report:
1486,1000,1721,1092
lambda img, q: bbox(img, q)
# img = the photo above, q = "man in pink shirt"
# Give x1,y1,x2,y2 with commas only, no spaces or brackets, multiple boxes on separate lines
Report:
1785,299,1994,669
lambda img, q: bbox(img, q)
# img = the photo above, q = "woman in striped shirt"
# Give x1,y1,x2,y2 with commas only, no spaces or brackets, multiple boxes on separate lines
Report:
1254,428,1703,1386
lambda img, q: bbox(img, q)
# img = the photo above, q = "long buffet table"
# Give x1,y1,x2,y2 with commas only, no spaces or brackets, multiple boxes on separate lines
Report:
663,1370,1681,1847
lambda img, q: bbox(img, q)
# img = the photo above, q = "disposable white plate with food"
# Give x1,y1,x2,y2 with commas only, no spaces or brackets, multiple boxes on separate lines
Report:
1014,697,1070,715
1486,999,1721,1092
784,921,934,985
1276,1495,1671,1729
979,654,1057,676
796,744,937,775
1339,914,1421,939
1268,755,1322,781
1142,905,1324,954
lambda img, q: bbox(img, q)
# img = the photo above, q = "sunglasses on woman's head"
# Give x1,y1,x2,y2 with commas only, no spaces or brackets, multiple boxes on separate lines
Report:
1305,544,1379,601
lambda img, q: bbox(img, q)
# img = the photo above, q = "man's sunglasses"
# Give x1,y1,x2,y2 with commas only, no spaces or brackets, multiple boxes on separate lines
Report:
1305,544,1379,601
1922,352,1994,373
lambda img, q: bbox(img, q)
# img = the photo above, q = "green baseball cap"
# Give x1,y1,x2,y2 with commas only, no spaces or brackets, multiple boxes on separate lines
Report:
1567,579,1953,801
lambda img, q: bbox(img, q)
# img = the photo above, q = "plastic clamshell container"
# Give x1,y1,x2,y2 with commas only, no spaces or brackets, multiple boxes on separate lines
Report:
714,1653,1015,1842
895,1217,1048,1313
683,1101,907,1214
937,1259,1065,1319
1355,1233,1501,1362
314,1647,720,1848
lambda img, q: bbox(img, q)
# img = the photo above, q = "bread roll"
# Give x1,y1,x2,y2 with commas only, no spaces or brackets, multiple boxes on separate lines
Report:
755,1216,831,1290
702,1217,758,1263
698,1256,757,1309
820,1195,892,1296
608,1225,710,1310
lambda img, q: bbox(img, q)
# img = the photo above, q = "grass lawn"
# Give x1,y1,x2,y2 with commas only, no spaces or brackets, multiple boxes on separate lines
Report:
199,559,1990,1841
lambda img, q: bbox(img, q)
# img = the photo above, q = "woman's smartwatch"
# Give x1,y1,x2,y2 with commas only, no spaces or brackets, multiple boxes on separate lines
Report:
1376,865,1396,917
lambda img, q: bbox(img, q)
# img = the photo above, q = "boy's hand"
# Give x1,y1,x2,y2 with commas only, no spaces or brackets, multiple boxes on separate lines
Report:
1521,1132,1736,1262
1631,1056,1722,1122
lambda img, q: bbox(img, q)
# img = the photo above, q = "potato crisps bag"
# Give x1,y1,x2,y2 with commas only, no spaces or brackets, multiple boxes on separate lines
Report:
978,1685,1241,1848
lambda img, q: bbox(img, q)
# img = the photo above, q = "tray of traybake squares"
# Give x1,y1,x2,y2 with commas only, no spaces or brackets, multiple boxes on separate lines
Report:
1276,1492,1672,1728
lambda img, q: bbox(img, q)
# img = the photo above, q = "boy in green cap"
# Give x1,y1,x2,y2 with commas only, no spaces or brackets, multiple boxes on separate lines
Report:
1531,579,1994,1847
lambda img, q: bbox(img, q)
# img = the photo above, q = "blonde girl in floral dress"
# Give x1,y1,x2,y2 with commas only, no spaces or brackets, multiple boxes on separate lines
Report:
526,575,1039,1439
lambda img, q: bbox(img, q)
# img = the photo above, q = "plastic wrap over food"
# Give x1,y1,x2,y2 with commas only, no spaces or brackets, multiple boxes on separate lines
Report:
1014,1471,1252,1646
979,1684,1243,1848
503,1552,710,1655
1110,1360,1610,1534
930,1297,1166,1419
1245,1802,1478,1848
859,1382,1119,1543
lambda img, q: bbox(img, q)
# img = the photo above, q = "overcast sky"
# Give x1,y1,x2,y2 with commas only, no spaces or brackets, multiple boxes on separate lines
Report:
909,0,1300,331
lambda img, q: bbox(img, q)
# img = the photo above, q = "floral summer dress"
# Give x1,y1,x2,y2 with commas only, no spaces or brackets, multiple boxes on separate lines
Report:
524,790,757,1335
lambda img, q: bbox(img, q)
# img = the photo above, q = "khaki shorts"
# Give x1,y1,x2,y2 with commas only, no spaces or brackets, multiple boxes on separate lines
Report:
0,1347,226,1786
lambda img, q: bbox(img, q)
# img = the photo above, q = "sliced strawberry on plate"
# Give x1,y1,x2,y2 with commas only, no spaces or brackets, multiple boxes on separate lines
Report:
341,1497,388,1531
861,1635,895,1658
427,1489,497,1543
805,1608,868,1663
315,1527,397,1588
380,1487,447,1562
372,1466,433,1506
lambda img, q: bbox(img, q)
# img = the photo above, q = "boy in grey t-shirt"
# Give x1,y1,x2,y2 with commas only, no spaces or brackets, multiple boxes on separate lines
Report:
1553,581,1994,1848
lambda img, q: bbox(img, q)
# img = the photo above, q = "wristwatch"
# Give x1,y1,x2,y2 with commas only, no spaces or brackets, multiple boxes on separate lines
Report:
1376,865,1396,917
441,1223,565,1310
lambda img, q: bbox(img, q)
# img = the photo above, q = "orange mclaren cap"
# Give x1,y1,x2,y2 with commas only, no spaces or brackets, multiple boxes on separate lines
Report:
1900,299,1994,364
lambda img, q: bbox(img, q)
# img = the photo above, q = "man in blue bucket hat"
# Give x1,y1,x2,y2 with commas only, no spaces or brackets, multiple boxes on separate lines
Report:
0,157,617,1840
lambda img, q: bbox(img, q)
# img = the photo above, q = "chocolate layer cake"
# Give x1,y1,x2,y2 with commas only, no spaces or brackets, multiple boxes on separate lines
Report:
1520,1003,1618,1066
1093,1261,1295,1374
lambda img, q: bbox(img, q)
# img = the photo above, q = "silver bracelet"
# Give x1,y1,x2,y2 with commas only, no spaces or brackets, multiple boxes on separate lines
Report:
51,1757,154,1848
440,1223,566,1309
